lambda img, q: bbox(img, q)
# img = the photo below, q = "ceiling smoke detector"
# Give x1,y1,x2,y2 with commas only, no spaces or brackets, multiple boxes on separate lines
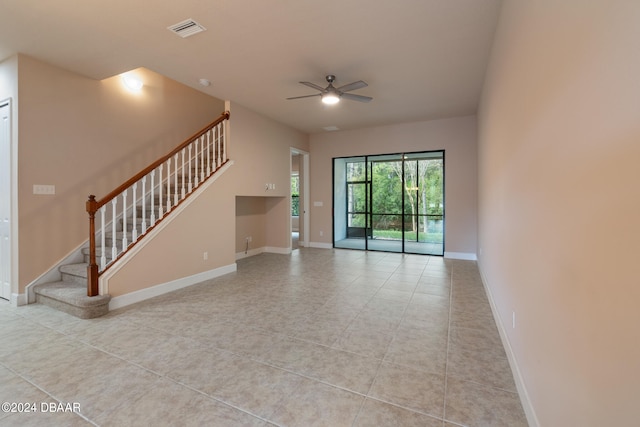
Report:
168,19,206,38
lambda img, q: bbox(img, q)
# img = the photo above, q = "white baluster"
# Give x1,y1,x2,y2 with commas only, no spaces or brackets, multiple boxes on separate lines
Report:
122,189,128,250
152,168,159,223
213,124,219,168
200,135,205,183
181,148,186,199
206,130,211,176
188,144,193,193
100,206,106,270
222,120,227,162
111,199,118,260
174,153,179,205
132,182,138,242
141,176,147,234
166,158,172,212
193,138,200,187
154,163,164,217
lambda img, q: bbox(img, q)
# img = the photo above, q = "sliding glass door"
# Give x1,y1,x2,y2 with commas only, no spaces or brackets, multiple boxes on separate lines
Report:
333,151,444,255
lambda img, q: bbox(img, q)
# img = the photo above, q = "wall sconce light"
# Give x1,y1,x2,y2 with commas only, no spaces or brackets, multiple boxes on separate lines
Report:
122,74,143,92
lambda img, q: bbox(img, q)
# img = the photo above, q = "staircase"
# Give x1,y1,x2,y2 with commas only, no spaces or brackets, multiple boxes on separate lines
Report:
32,112,230,319
32,199,159,318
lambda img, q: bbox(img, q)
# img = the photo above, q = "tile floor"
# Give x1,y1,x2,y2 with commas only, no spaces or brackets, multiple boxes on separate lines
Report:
0,248,528,426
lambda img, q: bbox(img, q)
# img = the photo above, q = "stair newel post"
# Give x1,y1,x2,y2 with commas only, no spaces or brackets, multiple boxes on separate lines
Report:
86,195,99,297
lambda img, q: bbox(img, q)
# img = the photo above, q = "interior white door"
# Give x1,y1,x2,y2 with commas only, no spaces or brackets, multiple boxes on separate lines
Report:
0,100,11,300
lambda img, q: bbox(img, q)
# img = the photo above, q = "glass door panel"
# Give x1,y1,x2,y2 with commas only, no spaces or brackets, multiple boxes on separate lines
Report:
334,157,367,250
403,152,444,255
369,155,403,252
334,151,444,255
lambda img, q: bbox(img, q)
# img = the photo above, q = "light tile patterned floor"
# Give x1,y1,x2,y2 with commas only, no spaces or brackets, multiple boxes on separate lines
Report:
0,248,527,426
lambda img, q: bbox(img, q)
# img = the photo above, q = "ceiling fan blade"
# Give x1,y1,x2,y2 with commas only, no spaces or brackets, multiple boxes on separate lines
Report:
299,81,326,92
336,80,368,93
341,93,373,103
286,94,321,100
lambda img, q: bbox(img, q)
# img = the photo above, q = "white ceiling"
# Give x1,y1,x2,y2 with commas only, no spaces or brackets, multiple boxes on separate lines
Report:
0,0,502,134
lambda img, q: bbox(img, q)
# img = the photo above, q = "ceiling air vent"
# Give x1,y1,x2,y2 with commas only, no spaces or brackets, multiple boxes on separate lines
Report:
168,19,206,38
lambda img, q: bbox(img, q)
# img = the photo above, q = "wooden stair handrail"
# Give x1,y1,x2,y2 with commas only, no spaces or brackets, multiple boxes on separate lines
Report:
86,111,230,296
93,111,229,210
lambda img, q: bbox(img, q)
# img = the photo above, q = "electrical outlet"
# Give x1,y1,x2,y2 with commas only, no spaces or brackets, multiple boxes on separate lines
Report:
203,252,208,260
246,236,252,242
319,230,323,237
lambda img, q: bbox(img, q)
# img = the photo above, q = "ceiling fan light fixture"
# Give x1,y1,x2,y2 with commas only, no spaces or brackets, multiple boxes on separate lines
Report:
322,92,340,105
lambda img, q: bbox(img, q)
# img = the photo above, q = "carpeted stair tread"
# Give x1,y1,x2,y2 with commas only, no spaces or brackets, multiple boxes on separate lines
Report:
33,281,110,308
59,263,89,278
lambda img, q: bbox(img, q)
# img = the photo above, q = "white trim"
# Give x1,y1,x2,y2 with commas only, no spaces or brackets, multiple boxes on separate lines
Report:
477,262,540,427
264,246,290,255
10,292,26,307
236,247,264,260
444,251,477,260
100,161,233,295
109,263,237,311
309,241,333,249
235,245,292,260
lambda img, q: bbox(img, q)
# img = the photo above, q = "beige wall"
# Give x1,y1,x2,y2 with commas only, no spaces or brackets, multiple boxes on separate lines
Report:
477,1,640,425
14,55,225,292
101,103,309,296
236,196,268,253
105,170,236,297
228,103,309,254
309,116,477,255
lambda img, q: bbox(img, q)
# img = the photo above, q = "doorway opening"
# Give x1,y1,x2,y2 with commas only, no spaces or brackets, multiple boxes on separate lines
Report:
290,148,309,250
333,151,444,255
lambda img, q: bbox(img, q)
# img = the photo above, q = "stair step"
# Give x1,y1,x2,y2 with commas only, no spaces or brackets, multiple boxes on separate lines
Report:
60,263,89,285
33,280,110,319
81,247,115,265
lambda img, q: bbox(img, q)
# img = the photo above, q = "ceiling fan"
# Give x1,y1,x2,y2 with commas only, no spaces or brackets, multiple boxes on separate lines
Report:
287,75,373,104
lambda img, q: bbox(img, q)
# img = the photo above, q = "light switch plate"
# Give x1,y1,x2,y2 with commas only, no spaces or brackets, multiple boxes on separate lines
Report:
33,185,55,195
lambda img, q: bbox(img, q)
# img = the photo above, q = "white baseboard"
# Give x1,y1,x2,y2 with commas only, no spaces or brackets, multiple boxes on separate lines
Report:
264,246,290,255
236,247,264,260
309,241,333,249
236,246,295,260
477,262,540,427
109,263,237,311
11,292,26,307
444,251,477,260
